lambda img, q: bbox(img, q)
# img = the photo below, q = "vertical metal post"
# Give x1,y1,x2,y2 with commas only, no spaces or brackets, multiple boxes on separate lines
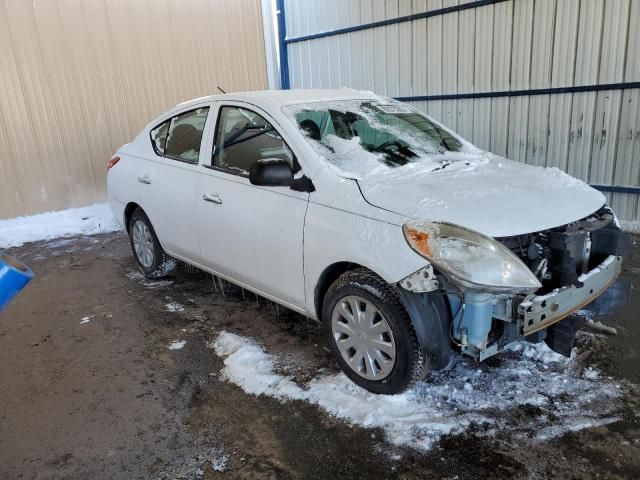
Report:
276,0,290,89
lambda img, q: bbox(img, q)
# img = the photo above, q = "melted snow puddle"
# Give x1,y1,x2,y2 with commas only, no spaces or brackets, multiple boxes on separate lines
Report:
212,331,622,451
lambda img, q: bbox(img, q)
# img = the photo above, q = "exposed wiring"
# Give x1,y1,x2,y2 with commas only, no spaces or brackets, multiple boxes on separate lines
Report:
446,291,465,347
449,322,465,348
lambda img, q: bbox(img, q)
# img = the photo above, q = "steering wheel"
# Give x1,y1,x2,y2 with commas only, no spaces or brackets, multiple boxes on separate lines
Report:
374,140,405,153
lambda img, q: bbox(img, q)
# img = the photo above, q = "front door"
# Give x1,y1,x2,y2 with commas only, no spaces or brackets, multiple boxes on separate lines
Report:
196,103,309,308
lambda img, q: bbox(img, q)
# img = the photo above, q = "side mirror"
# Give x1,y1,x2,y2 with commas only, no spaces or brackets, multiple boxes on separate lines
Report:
249,158,293,187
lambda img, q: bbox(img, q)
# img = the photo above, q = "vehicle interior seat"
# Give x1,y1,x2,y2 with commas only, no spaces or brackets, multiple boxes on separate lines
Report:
299,119,321,141
166,124,201,157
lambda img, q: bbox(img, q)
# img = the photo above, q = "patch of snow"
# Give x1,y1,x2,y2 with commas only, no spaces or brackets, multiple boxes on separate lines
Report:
0,203,121,249
213,331,622,451
144,280,173,289
166,302,185,313
620,220,640,235
167,340,186,350
210,453,229,472
357,153,605,238
508,341,569,364
126,271,174,289
79,315,95,325
126,271,145,280
45,238,76,250
583,367,600,380
159,446,228,479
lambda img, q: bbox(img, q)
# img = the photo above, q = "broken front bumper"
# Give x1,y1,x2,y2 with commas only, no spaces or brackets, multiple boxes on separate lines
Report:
517,255,622,336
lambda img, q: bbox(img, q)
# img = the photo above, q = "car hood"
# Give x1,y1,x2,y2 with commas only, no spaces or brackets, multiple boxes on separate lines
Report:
357,152,606,237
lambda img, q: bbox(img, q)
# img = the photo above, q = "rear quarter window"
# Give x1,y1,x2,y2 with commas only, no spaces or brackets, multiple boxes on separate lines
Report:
150,120,170,155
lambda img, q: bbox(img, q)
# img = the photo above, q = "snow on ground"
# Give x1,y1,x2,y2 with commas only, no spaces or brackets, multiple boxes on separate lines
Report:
126,271,174,290
213,331,622,451
166,302,185,313
620,220,640,235
0,203,121,249
79,315,95,325
160,446,229,479
167,340,186,350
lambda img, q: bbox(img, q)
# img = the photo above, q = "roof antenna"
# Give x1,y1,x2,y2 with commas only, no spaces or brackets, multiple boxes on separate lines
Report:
217,86,226,94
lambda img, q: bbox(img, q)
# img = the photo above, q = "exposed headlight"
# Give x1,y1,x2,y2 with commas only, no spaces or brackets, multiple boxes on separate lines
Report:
403,221,542,293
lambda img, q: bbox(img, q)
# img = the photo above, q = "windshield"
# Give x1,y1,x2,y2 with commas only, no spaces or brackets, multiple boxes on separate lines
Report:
286,100,469,176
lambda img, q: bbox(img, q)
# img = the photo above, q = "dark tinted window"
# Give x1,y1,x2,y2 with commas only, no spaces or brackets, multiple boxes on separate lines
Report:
150,107,209,163
213,106,294,175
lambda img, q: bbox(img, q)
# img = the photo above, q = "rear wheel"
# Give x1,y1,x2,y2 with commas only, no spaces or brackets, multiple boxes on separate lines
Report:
129,208,176,279
322,268,428,394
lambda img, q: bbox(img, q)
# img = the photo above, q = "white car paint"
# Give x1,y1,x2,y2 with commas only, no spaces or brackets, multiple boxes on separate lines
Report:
107,89,606,320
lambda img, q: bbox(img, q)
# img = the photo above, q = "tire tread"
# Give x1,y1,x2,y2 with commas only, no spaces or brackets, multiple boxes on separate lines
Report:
129,208,176,279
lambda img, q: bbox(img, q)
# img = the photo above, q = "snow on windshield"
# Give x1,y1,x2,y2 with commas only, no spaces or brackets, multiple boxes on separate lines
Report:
285,100,486,177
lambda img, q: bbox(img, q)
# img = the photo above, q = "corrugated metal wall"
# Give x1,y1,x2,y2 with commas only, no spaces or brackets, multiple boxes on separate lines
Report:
0,0,268,219
281,0,640,220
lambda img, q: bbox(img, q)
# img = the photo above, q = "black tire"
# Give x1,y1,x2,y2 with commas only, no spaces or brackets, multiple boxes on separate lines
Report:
322,268,429,395
128,208,176,279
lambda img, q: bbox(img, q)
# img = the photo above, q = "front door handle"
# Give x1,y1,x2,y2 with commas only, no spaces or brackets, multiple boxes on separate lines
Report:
202,193,223,204
138,175,151,185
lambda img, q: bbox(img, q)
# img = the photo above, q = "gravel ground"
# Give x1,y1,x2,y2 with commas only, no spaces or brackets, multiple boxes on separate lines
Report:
1,232,639,479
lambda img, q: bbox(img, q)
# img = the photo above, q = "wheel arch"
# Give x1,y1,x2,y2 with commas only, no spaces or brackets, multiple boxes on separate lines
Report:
313,261,384,321
123,202,141,233
315,262,454,371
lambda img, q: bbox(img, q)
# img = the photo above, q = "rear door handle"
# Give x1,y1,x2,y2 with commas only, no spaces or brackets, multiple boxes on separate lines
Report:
202,193,223,204
138,175,151,185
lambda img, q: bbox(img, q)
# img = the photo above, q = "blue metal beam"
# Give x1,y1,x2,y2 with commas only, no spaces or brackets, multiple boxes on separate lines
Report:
592,185,640,195
395,82,640,102
276,0,290,89
284,0,509,44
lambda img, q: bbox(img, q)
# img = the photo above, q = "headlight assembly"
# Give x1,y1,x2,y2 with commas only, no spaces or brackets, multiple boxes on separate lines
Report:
403,221,542,293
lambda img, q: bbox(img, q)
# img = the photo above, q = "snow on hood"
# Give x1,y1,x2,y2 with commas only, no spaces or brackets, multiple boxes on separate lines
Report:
357,153,606,237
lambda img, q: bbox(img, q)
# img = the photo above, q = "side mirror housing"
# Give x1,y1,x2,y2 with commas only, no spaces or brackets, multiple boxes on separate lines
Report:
249,158,293,187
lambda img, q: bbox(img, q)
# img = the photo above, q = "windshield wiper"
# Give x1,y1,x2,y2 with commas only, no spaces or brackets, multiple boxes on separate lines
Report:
223,125,274,149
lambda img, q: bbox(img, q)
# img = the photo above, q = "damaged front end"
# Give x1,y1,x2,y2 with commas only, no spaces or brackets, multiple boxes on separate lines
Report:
401,207,631,361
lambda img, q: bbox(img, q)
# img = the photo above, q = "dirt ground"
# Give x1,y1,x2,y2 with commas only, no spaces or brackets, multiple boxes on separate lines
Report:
1,232,639,480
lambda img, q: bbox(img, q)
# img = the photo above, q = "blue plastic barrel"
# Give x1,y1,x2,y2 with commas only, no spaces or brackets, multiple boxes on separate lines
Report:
0,253,34,311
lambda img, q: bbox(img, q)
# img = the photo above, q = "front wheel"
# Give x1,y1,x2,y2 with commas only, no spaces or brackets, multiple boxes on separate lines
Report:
129,208,176,279
322,269,429,394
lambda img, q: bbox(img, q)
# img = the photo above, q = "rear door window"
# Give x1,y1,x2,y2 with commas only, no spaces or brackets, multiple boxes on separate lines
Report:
150,107,210,164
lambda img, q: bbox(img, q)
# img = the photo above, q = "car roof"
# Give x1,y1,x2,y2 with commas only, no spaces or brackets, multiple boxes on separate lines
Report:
175,88,380,111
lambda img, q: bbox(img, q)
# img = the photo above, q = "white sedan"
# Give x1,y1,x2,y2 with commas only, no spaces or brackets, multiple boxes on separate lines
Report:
108,89,628,394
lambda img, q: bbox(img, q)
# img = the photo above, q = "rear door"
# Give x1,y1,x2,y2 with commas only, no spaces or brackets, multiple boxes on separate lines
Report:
196,102,309,307
141,105,212,259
